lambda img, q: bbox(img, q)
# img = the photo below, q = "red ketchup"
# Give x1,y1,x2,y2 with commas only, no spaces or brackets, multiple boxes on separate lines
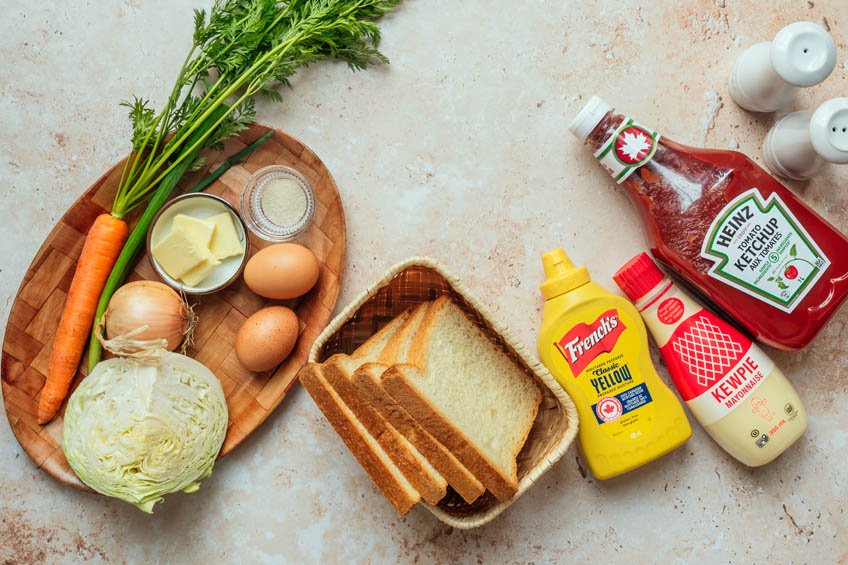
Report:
570,96,848,351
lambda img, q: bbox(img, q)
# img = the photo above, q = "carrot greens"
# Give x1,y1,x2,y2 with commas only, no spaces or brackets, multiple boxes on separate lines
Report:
87,0,400,371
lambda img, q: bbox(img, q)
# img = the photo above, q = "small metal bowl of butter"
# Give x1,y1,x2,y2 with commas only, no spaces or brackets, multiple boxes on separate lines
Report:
147,193,249,295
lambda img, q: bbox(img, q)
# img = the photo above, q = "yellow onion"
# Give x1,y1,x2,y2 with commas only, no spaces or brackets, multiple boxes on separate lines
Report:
105,281,192,351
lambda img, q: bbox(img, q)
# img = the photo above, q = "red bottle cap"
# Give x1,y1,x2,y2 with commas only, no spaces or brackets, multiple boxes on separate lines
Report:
613,252,665,301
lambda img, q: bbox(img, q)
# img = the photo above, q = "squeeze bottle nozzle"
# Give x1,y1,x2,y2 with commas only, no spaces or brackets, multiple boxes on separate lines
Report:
729,21,836,113
540,249,590,299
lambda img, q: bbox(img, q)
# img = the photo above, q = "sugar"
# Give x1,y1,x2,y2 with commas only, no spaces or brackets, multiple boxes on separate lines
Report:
260,178,307,227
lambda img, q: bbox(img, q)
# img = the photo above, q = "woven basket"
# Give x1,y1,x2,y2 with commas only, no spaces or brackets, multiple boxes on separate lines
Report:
308,257,579,528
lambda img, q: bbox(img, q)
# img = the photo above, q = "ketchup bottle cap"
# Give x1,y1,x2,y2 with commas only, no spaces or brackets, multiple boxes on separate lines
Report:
569,96,612,141
613,252,665,302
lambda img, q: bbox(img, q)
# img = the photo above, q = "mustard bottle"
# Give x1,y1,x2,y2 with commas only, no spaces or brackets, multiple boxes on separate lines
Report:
537,248,692,479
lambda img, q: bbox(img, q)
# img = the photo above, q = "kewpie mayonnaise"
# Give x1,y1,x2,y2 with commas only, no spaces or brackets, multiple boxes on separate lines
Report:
614,253,808,466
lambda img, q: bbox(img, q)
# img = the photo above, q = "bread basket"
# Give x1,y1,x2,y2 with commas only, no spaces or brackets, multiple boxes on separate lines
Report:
308,257,579,528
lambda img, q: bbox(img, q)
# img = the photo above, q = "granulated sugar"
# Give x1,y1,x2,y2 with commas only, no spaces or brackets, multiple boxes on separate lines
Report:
260,178,307,227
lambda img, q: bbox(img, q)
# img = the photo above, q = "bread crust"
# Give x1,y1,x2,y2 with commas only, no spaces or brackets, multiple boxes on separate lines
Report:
381,364,519,502
323,355,447,505
377,302,429,365
298,363,419,515
351,307,413,361
353,363,485,504
404,296,542,486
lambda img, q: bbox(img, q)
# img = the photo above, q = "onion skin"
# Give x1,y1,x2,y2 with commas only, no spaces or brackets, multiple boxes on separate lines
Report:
105,281,189,351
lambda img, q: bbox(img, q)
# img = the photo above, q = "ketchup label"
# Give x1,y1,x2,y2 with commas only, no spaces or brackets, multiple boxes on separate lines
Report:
700,188,830,313
593,118,660,184
660,309,774,425
554,309,626,375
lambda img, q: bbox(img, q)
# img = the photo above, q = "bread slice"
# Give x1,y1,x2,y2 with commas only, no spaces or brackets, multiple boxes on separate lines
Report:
352,363,485,503
351,307,413,361
322,354,447,505
383,296,542,501
298,363,419,515
377,302,430,365
351,305,485,503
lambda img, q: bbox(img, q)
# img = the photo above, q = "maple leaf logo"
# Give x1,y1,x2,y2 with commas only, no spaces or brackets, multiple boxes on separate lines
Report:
595,397,622,423
615,127,653,164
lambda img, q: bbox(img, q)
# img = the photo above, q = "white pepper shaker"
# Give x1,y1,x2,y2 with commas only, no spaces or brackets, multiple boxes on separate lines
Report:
729,21,836,113
762,98,848,180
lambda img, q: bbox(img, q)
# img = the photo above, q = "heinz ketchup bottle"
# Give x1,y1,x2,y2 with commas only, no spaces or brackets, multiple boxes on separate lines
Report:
569,96,848,351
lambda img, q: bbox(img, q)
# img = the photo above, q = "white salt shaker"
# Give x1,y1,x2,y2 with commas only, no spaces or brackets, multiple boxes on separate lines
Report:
729,21,836,112
762,98,848,180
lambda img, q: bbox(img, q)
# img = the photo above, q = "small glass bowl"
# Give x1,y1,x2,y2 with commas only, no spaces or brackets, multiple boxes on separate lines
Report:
240,165,316,242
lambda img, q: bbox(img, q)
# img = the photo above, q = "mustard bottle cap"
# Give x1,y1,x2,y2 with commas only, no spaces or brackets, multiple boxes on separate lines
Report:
539,248,591,299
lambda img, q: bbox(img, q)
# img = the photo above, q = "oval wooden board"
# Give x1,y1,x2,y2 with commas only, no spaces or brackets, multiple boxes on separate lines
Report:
1,124,345,491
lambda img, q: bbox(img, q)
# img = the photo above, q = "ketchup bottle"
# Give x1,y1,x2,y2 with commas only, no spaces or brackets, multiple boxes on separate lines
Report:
614,253,807,466
569,96,848,351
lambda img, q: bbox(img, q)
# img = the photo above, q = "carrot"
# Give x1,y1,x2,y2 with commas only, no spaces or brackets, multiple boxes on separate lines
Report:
38,213,128,424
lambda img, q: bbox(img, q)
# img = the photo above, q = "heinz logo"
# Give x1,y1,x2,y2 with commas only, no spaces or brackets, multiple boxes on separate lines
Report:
554,309,627,375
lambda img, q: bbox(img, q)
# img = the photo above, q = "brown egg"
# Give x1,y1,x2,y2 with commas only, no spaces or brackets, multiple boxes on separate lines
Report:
235,306,299,372
244,243,320,300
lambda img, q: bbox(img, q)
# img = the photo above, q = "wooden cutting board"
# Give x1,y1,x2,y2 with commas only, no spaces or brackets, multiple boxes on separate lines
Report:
0,124,345,491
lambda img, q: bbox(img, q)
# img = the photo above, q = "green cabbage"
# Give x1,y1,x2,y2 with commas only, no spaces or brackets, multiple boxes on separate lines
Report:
63,351,228,513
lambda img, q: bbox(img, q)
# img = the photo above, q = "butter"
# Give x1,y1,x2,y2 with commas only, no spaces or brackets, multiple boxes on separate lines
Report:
172,214,216,248
151,226,208,279
180,256,221,287
207,212,243,260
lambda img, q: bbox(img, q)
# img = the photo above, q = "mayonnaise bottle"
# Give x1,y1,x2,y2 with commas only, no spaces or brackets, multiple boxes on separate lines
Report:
614,253,808,466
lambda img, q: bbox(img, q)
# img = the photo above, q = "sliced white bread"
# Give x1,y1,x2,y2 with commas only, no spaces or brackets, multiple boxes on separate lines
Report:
298,363,419,515
377,302,430,366
352,363,486,503
351,304,485,504
322,354,447,505
382,296,542,501
350,307,413,361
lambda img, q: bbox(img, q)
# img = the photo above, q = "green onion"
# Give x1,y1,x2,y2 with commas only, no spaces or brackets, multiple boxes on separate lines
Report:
87,106,230,372
188,130,273,194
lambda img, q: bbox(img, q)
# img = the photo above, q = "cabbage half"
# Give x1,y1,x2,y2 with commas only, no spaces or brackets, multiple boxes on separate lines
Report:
63,351,228,513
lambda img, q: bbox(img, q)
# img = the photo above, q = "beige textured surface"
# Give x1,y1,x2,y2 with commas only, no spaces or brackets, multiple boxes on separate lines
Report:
1,1,847,563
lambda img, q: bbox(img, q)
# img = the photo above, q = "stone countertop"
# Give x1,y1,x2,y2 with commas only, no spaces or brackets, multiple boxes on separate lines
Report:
2,1,847,563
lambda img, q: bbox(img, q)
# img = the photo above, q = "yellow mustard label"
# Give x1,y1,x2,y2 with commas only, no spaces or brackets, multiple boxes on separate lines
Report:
546,304,655,443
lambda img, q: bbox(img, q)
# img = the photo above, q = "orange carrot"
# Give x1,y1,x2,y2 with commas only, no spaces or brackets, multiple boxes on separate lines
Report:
38,213,128,424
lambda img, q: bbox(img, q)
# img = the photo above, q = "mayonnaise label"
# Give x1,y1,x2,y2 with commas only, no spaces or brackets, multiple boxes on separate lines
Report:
660,309,773,426
633,275,806,466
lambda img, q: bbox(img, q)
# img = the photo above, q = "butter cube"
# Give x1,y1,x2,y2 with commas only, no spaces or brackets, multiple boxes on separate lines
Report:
172,214,216,248
151,226,208,279
207,212,244,260
180,256,221,287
